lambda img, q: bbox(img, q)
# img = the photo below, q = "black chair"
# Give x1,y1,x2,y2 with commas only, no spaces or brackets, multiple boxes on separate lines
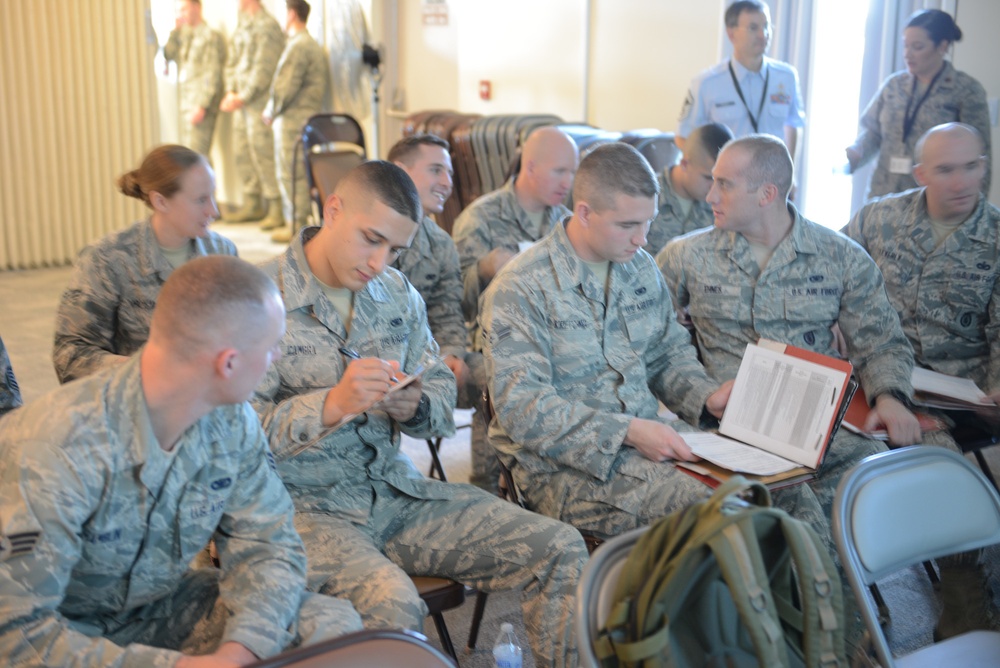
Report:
300,114,367,230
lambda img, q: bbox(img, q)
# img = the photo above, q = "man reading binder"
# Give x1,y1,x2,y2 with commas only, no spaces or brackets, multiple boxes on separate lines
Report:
656,134,938,522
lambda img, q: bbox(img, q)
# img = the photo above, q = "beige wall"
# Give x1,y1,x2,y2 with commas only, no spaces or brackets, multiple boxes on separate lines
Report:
384,0,725,154
952,0,1000,203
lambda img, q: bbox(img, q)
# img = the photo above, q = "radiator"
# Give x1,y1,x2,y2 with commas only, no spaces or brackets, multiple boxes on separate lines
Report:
0,0,159,270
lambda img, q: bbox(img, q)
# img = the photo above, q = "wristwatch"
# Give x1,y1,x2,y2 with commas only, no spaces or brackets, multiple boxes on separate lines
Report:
403,393,431,427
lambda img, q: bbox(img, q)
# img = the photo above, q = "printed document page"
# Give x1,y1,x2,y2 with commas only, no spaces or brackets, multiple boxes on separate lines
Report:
718,343,849,468
680,432,800,476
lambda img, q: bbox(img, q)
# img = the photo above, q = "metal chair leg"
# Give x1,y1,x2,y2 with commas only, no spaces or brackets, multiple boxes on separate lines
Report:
426,437,448,481
431,611,458,662
466,591,489,651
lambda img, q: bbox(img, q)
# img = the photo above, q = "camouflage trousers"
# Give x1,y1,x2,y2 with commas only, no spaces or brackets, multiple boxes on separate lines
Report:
274,113,315,227
295,480,587,668
232,99,279,199
516,418,880,652
180,106,220,160
94,568,361,662
464,350,501,494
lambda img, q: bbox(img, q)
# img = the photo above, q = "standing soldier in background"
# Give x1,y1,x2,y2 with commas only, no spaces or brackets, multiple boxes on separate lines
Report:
263,0,331,244
162,0,226,158
221,0,285,227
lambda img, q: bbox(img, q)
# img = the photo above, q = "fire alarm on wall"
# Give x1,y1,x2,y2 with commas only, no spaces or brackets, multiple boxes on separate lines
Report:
479,80,491,101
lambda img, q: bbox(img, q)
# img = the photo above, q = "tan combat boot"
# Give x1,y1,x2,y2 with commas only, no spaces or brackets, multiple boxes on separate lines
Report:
222,193,265,222
256,198,285,231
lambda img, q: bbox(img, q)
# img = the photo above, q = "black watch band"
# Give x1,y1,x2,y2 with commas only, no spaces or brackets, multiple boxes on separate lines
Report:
403,393,431,427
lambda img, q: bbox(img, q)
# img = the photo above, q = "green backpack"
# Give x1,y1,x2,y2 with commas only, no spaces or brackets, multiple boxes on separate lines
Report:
594,477,845,667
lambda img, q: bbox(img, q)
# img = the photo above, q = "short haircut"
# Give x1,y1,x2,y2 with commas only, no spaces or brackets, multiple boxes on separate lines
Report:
286,0,310,23
725,0,769,28
914,122,985,163
573,142,659,212
337,160,423,223
151,255,280,357
907,9,962,46
117,144,205,208
386,134,450,166
687,123,735,162
728,134,793,198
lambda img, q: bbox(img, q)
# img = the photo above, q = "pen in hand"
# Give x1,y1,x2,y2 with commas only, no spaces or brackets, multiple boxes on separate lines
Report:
338,347,399,383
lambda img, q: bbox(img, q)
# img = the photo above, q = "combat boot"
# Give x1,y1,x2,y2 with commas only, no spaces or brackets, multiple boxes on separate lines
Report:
222,193,265,222
256,198,285,231
934,554,994,641
270,225,293,243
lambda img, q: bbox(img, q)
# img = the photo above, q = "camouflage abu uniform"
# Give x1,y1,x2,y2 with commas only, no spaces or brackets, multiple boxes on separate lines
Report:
453,179,570,334
264,28,330,226
656,206,908,515
163,21,225,157
844,189,1000,393
453,179,570,489
480,220,830,543
226,8,284,201
644,165,714,256
252,227,586,668
393,216,483,408
0,336,22,418
849,61,992,198
0,357,361,667
52,219,237,384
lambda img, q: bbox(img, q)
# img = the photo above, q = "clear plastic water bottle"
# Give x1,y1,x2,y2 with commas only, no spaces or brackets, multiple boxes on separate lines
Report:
492,622,523,668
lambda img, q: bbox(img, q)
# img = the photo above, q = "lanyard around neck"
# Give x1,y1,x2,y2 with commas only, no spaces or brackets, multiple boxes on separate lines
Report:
903,65,945,143
728,61,770,133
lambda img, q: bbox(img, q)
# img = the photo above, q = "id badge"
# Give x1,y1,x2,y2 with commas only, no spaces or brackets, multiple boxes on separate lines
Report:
889,156,913,174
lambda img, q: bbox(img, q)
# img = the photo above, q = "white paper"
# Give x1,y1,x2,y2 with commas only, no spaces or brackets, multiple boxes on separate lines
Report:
911,367,990,405
680,432,800,476
517,240,536,253
718,342,848,468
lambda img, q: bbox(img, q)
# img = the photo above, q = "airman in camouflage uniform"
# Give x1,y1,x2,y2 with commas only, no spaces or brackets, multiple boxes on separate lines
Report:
482,143,831,546
162,0,225,157
848,61,991,198
656,136,926,520
454,128,577,490
53,219,236,384
645,123,732,256
252,162,586,668
390,135,487,482
845,121,999,642
844,123,1000,398
263,1,330,238
0,257,361,667
222,1,285,221
0,336,22,417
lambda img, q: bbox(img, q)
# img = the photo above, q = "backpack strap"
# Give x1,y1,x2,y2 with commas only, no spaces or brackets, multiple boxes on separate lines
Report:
773,514,845,667
708,516,790,667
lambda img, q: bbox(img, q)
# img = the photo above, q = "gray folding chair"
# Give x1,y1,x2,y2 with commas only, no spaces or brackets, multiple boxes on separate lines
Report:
832,446,1000,667
247,628,456,667
574,526,649,668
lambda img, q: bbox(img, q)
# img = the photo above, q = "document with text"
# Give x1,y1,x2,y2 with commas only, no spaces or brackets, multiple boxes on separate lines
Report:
684,340,854,475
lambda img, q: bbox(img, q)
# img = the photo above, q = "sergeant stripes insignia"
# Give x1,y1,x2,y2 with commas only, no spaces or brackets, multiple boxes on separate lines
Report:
0,531,41,561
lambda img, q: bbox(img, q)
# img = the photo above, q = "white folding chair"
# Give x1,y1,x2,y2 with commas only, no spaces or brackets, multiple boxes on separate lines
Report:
574,526,649,668
246,628,455,668
832,446,1000,667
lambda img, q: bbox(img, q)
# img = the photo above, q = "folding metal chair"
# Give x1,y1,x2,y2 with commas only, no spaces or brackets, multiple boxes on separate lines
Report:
247,628,455,667
833,446,1000,667
574,527,649,668
300,114,367,229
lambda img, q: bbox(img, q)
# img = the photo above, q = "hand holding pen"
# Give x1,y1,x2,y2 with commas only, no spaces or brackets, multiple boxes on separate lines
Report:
321,349,401,427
